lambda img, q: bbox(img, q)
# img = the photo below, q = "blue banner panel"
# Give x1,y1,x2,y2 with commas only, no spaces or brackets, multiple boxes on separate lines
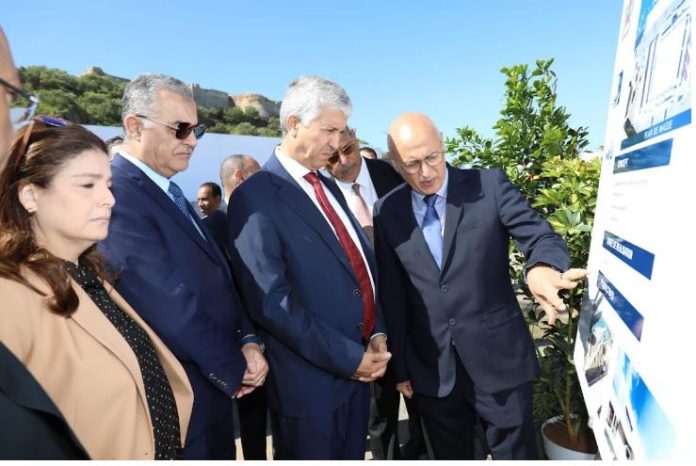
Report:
614,139,672,174
620,109,691,150
603,231,655,279
597,271,644,341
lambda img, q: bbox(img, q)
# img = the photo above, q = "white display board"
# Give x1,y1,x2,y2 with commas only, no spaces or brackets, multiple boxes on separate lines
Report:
575,0,695,460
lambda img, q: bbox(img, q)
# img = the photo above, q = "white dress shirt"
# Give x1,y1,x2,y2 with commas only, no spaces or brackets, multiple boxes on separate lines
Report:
275,148,375,293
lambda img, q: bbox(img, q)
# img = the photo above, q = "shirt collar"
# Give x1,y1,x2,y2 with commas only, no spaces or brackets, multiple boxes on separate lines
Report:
275,146,314,181
411,166,449,205
118,150,171,194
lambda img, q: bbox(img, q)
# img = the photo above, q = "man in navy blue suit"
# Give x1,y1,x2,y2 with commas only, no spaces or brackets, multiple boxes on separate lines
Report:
227,76,391,460
373,112,586,460
100,73,268,460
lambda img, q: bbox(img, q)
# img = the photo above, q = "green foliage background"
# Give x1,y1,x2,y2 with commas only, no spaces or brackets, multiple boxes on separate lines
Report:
18,66,281,136
447,58,600,449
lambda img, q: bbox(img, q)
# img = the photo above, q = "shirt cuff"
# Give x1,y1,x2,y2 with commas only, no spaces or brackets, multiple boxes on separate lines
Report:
240,334,261,346
370,332,387,341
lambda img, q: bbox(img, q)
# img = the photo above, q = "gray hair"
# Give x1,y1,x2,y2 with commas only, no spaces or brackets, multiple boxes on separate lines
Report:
279,76,352,133
219,154,247,183
121,73,193,123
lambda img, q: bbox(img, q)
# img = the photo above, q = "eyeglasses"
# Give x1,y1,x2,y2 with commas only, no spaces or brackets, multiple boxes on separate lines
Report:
136,113,205,140
0,76,40,130
327,140,359,164
15,115,70,170
398,151,445,174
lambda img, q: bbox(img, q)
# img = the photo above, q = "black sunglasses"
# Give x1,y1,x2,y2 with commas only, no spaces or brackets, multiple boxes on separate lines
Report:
135,113,205,140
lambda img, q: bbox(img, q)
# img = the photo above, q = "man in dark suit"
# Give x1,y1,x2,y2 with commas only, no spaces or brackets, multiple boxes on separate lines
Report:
373,112,586,460
216,155,269,460
227,75,391,460
325,127,425,460
197,181,228,256
100,73,268,460
0,342,89,459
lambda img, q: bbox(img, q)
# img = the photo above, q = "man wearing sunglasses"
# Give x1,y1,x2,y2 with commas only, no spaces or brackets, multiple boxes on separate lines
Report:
100,73,267,460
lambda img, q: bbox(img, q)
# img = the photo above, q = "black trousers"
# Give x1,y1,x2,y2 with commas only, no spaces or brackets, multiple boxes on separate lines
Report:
416,356,539,460
236,386,268,460
368,366,425,460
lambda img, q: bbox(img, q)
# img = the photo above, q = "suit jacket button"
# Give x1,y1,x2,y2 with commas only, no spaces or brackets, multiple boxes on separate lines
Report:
357,322,364,329
353,289,361,297
448,318,457,326
441,284,449,293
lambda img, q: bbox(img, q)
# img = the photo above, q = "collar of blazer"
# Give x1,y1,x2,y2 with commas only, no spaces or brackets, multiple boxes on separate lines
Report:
111,154,231,274
264,153,377,282
382,164,480,274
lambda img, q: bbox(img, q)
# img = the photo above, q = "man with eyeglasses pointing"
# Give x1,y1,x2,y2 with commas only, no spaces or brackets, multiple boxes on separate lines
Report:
100,73,268,459
373,112,586,460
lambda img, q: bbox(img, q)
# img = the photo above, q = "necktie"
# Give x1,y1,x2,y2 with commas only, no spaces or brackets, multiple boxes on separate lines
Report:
168,181,206,239
422,193,443,269
304,172,376,340
168,181,191,218
351,183,374,244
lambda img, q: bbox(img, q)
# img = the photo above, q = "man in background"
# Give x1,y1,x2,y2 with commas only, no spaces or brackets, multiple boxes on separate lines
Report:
101,73,267,459
220,154,261,205
197,181,223,217
198,159,268,460
360,146,378,160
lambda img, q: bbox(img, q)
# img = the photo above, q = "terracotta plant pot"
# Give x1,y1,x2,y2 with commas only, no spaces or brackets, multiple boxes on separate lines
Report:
541,415,597,460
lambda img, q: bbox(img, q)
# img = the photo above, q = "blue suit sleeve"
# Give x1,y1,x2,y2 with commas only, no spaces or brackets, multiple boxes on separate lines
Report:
492,169,570,272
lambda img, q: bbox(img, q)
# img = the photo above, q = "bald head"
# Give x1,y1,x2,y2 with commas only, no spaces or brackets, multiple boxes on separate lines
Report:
220,154,261,203
387,112,446,195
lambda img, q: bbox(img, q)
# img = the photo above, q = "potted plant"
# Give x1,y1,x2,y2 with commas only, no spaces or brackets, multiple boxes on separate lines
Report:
528,156,600,460
447,59,600,459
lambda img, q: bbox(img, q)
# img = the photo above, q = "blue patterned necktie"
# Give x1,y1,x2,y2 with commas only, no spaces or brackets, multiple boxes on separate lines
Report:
167,181,191,218
422,193,443,269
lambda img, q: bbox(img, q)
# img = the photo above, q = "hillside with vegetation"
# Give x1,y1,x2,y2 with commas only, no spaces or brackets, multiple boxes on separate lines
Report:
18,66,281,137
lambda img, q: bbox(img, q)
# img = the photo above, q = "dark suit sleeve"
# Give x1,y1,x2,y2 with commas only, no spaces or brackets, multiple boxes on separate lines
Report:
101,195,246,397
373,199,410,384
493,169,570,272
228,188,365,379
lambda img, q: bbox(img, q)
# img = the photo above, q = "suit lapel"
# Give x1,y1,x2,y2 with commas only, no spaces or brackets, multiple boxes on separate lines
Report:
441,165,466,272
68,281,150,423
390,185,443,273
266,155,357,279
113,155,225,267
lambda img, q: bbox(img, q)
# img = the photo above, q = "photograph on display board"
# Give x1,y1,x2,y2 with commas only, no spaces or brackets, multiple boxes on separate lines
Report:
609,351,677,459
622,0,691,149
583,317,613,387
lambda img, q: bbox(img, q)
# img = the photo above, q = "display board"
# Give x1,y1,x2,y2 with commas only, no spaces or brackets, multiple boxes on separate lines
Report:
575,0,694,460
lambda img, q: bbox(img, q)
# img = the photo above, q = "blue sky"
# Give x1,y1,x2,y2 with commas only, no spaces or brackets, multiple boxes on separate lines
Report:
3,0,623,153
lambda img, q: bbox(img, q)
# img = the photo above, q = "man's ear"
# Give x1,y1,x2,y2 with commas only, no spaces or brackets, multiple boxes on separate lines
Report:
18,183,38,214
123,114,142,140
286,115,300,137
234,168,245,182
